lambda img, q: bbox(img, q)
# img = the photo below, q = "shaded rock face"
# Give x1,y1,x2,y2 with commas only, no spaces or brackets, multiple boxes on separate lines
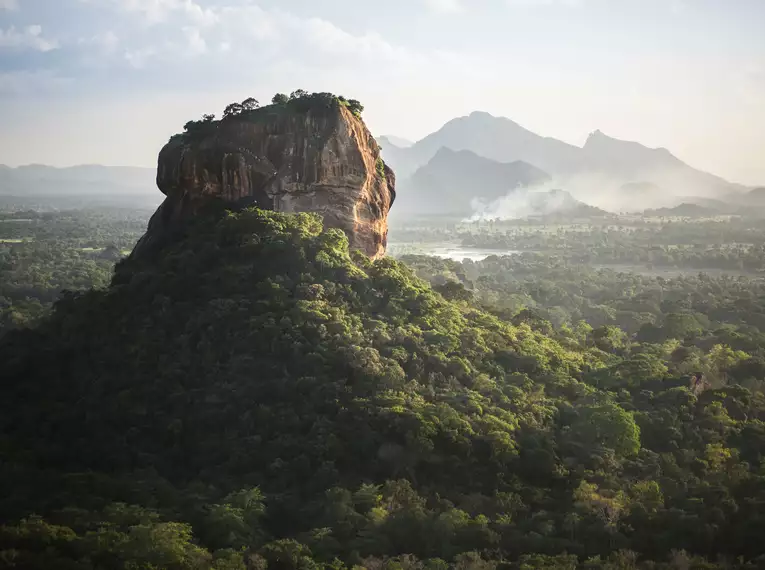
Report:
134,104,395,259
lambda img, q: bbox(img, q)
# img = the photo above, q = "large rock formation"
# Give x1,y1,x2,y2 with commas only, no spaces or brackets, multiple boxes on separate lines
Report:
133,99,395,259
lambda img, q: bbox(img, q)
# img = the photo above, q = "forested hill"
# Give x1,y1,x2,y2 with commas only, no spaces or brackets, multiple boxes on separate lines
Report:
2,207,765,569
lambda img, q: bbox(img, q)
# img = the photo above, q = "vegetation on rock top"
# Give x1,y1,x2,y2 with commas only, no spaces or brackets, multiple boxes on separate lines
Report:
171,91,365,144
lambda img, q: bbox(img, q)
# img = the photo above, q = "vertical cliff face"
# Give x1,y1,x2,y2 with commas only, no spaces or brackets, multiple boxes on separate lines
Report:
134,101,396,259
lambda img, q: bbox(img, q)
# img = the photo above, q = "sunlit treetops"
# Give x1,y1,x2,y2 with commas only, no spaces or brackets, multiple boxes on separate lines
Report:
173,90,365,142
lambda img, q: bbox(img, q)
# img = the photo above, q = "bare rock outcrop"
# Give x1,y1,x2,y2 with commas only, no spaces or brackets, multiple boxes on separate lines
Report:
133,98,395,259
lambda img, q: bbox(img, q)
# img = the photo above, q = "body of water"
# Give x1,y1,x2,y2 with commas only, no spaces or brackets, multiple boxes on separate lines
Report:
389,243,521,262
429,247,522,262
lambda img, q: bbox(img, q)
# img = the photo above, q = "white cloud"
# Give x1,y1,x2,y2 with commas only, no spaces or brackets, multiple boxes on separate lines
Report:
121,25,205,65
294,16,419,64
115,0,217,25
0,0,18,11
91,0,461,68
0,25,59,52
215,4,281,43
106,2,444,72
423,0,463,13
69,0,482,95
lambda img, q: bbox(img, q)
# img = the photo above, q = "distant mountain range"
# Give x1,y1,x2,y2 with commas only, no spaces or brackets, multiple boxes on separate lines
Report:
0,164,157,197
1,111,756,221
378,135,413,148
386,112,581,178
739,187,765,207
639,188,765,218
390,143,615,221
379,111,750,218
395,148,550,217
642,203,718,218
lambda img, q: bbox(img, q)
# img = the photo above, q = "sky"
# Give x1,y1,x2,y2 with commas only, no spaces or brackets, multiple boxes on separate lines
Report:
0,0,763,185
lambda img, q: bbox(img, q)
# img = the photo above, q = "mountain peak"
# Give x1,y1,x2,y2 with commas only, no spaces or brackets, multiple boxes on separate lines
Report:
468,110,495,119
583,130,681,168
466,110,522,128
431,146,474,160
377,135,413,149
584,129,617,146
431,146,458,158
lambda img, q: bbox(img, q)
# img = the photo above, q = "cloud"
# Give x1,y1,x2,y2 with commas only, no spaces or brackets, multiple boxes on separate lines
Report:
124,46,157,68
0,0,17,11
423,0,463,13
114,0,217,25
0,25,59,52
6,0,483,103
103,2,442,72
214,4,281,43
121,26,205,66
78,31,119,53
182,26,207,56
294,16,420,64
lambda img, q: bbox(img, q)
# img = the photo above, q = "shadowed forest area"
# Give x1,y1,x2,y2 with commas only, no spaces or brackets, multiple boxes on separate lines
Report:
2,201,765,568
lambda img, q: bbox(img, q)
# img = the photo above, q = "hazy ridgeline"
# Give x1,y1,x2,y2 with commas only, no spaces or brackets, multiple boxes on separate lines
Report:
380,112,761,225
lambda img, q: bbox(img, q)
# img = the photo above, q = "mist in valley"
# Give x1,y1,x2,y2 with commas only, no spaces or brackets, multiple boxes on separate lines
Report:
464,170,741,221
